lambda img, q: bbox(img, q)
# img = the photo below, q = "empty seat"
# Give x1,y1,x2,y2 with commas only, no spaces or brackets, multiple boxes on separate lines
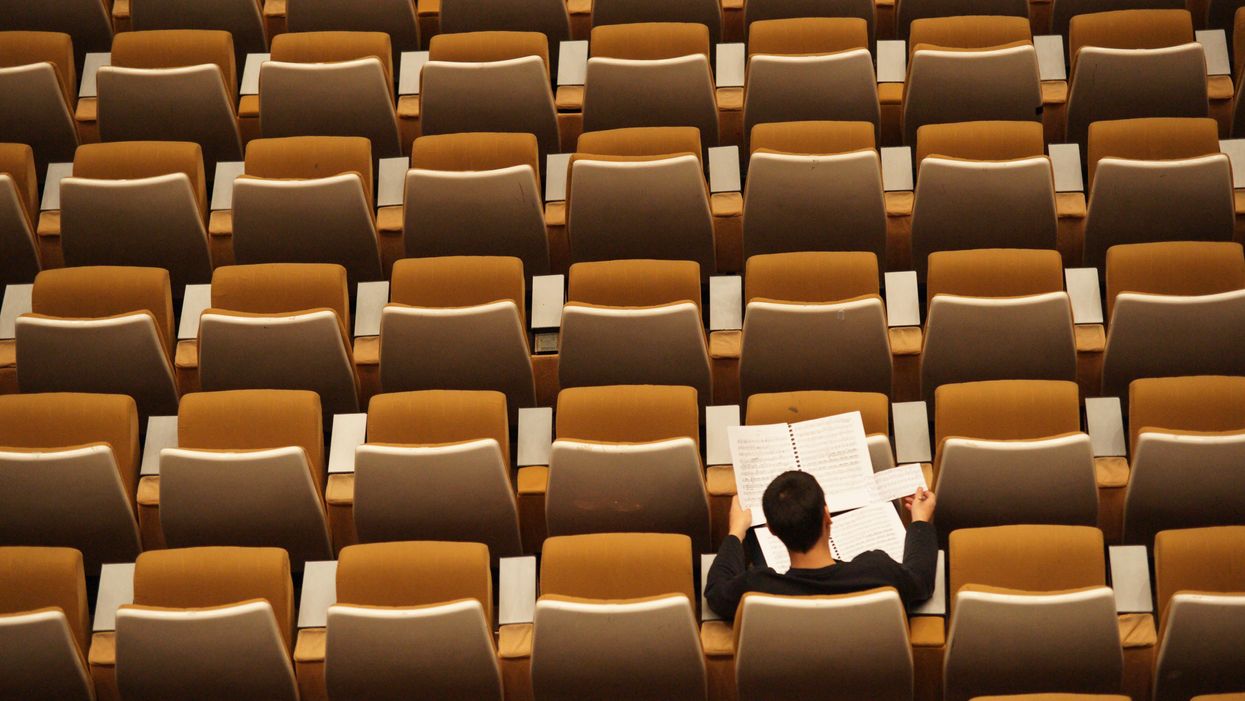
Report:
420,31,559,158
285,0,420,65
406,132,549,275
354,390,523,558
1101,242,1245,397
744,121,886,263
129,0,267,61
743,0,876,45
1128,375,1245,450
234,135,383,285
583,23,719,146
159,389,332,568
97,30,243,173
325,541,501,700
1152,526,1245,701
533,532,704,700
60,140,213,289
0,31,79,172
438,0,570,74
115,546,297,701
921,249,1076,401
198,263,360,413
592,0,723,44
15,266,179,416
1051,0,1185,37
547,385,710,551
933,379,1081,472
898,0,1030,38
0,392,141,572
0,546,93,701
0,0,112,67
261,31,401,157
0,142,40,286
559,259,712,403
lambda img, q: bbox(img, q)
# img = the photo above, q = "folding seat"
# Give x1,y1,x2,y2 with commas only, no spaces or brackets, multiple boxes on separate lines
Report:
0,393,141,572
742,19,881,144
0,143,40,286
567,126,715,275
438,0,571,75
1083,118,1232,269
406,132,549,275
0,0,112,67
1152,527,1245,701
582,23,720,146
0,547,93,701
353,390,523,558
114,546,298,701
911,121,1057,280
379,256,536,419
97,30,244,173
60,140,213,290
743,0,876,43
1101,241,1245,397
0,31,79,172
15,266,179,416
324,541,502,700
739,251,891,400
233,136,383,286
903,17,1041,145
529,533,705,700
261,31,401,158
546,384,711,551
129,0,267,62
285,0,420,69
734,589,914,701
420,31,560,158
897,0,1030,39
1051,0,1186,37
197,263,360,413
1121,376,1245,545
1065,10,1208,147
158,389,332,567
945,525,1122,701
921,249,1076,401
559,259,712,403
746,389,896,469
591,0,724,44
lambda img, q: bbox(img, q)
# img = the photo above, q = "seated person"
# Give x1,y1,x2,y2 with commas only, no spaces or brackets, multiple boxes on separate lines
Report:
706,470,937,619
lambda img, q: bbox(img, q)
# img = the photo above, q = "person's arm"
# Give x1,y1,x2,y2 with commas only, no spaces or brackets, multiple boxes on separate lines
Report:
894,487,939,605
705,496,753,619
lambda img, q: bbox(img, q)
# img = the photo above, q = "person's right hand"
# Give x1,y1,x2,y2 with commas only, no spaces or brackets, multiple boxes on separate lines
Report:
904,487,936,523
728,495,753,540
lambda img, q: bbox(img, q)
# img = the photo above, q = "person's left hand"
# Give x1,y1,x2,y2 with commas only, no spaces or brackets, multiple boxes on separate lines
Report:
729,495,753,540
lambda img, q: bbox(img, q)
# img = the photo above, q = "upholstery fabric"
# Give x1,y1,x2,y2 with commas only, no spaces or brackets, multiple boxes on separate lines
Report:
576,126,702,160
0,31,76,108
908,15,1032,53
411,132,540,189
589,22,710,60
949,525,1105,615
1068,9,1193,61
210,263,351,333
32,266,175,355
0,143,37,223
566,259,702,312
245,136,374,197
915,120,1044,167
556,385,700,447
540,533,695,602
1104,242,1245,320
0,546,89,653
428,30,549,72
744,251,879,304
934,380,1080,448
335,541,493,621
1153,526,1245,629
366,389,510,465
111,29,238,102
270,30,393,87
1128,376,1245,451
749,120,875,155
926,248,1064,300
747,17,868,56
1086,117,1219,185
746,390,890,435
389,256,526,325
74,140,208,217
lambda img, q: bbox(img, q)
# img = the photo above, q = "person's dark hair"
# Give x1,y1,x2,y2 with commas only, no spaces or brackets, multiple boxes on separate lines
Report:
762,471,826,554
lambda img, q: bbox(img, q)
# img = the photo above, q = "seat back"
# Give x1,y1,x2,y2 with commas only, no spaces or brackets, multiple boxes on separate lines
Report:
592,0,723,43
915,119,1045,165
0,546,90,651
286,0,419,55
1154,525,1245,624
743,50,880,139
735,589,912,701
949,524,1106,613
0,0,112,62
439,0,570,65
1122,432,1245,544
0,62,78,171
583,55,719,146
260,58,400,158
130,0,266,57
898,0,1029,38
0,547,92,701
1086,116,1219,185
904,44,1041,144
744,0,876,43
0,162,39,286
1128,375,1245,451
933,379,1081,469
556,383,700,446
1053,0,1185,35
541,531,695,601
367,389,511,463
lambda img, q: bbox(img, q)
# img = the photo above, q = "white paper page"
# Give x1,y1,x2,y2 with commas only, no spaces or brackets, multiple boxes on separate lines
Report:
870,464,928,503
828,502,908,563
788,412,876,513
754,526,791,573
728,423,798,516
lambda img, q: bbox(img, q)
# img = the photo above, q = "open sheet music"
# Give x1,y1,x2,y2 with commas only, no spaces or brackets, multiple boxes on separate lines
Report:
753,502,908,573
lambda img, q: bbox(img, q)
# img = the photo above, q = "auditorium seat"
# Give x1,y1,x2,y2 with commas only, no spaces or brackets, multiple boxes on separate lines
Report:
234,135,383,285
114,546,298,700
261,31,401,157
1083,118,1233,269
60,140,213,289
1101,241,1245,397
921,249,1076,401
529,533,705,700
438,0,571,75
353,390,523,558
945,525,1123,701
1121,376,1245,545
378,256,536,420
1152,527,1245,701
739,251,891,399
97,30,243,173
546,384,711,551
0,142,40,286
746,389,895,469
0,392,141,572
1051,0,1184,36
128,0,267,65
734,589,914,701
158,389,332,568
742,19,880,142
582,23,720,146
15,266,179,416
1065,10,1208,146
558,259,712,403
743,0,876,45
903,17,1042,144
322,541,502,700
0,0,112,68
591,0,724,44
406,132,549,275
285,0,420,70
898,0,1029,39
0,546,93,701
0,31,79,172
743,121,886,263
197,263,360,413
420,31,560,158
567,126,715,275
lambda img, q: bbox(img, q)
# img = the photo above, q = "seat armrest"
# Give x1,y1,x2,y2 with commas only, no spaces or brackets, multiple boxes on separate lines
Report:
1034,35,1066,81
1064,268,1103,325
1197,30,1231,76
353,281,389,338
178,284,212,340
328,413,369,474
700,553,721,621
41,163,73,212
876,40,906,83
715,43,745,88
79,53,111,99
1220,139,1245,188
709,275,742,331
1085,397,1127,458
0,284,33,340
499,556,538,625
93,563,136,632
892,401,932,464
708,146,741,193
240,53,270,96
498,623,533,658
545,153,570,202
700,619,734,656
912,550,946,616
705,405,740,466
517,465,548,495
297,561,339,629
530,275,564,330
1109,545,1153,614
140,416,179,477
517,407,553,467
398,51,429,96
557,40,589,87
908,615,945,647
884,271,920,328
210,161,245,212
880,147,913,192
1048,143,1083,193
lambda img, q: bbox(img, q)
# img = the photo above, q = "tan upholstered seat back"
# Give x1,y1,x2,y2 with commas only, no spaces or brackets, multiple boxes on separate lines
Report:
270,30,393,86
935,379,1080,450
908,15,1032,53
540,532,695,602
285,0,419,54
31,266,174,355
746,390,890,435
1068,8,1193,60
0,547,89,654
389,255,526,324
367,390,510,464
335,541,493,620
429,30,549,72
748,17,869,55
915,119,1044,167
743,0,876,43
0,31,76,109
412,132,541,186
1104,241,1245,320
926,248,1064,302
567,259,702,313
1154,526,1245,627
589,23,710,60
1128,376,1245,451
111,29,238,103
245,136,373,196
73,140,208,218
210,262,352,334
949,525,1105,613
749,120,875,155
745,251,879,304
0,143,38,223
130,0,266,56
577,126,703,163
1086,117,1219,185
556,385,700,448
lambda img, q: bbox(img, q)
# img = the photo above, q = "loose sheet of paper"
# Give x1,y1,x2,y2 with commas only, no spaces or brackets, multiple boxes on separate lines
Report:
788,413,876,512
754,526,791,573
828,502,908,563
727,423,798,515
870,464,928,503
